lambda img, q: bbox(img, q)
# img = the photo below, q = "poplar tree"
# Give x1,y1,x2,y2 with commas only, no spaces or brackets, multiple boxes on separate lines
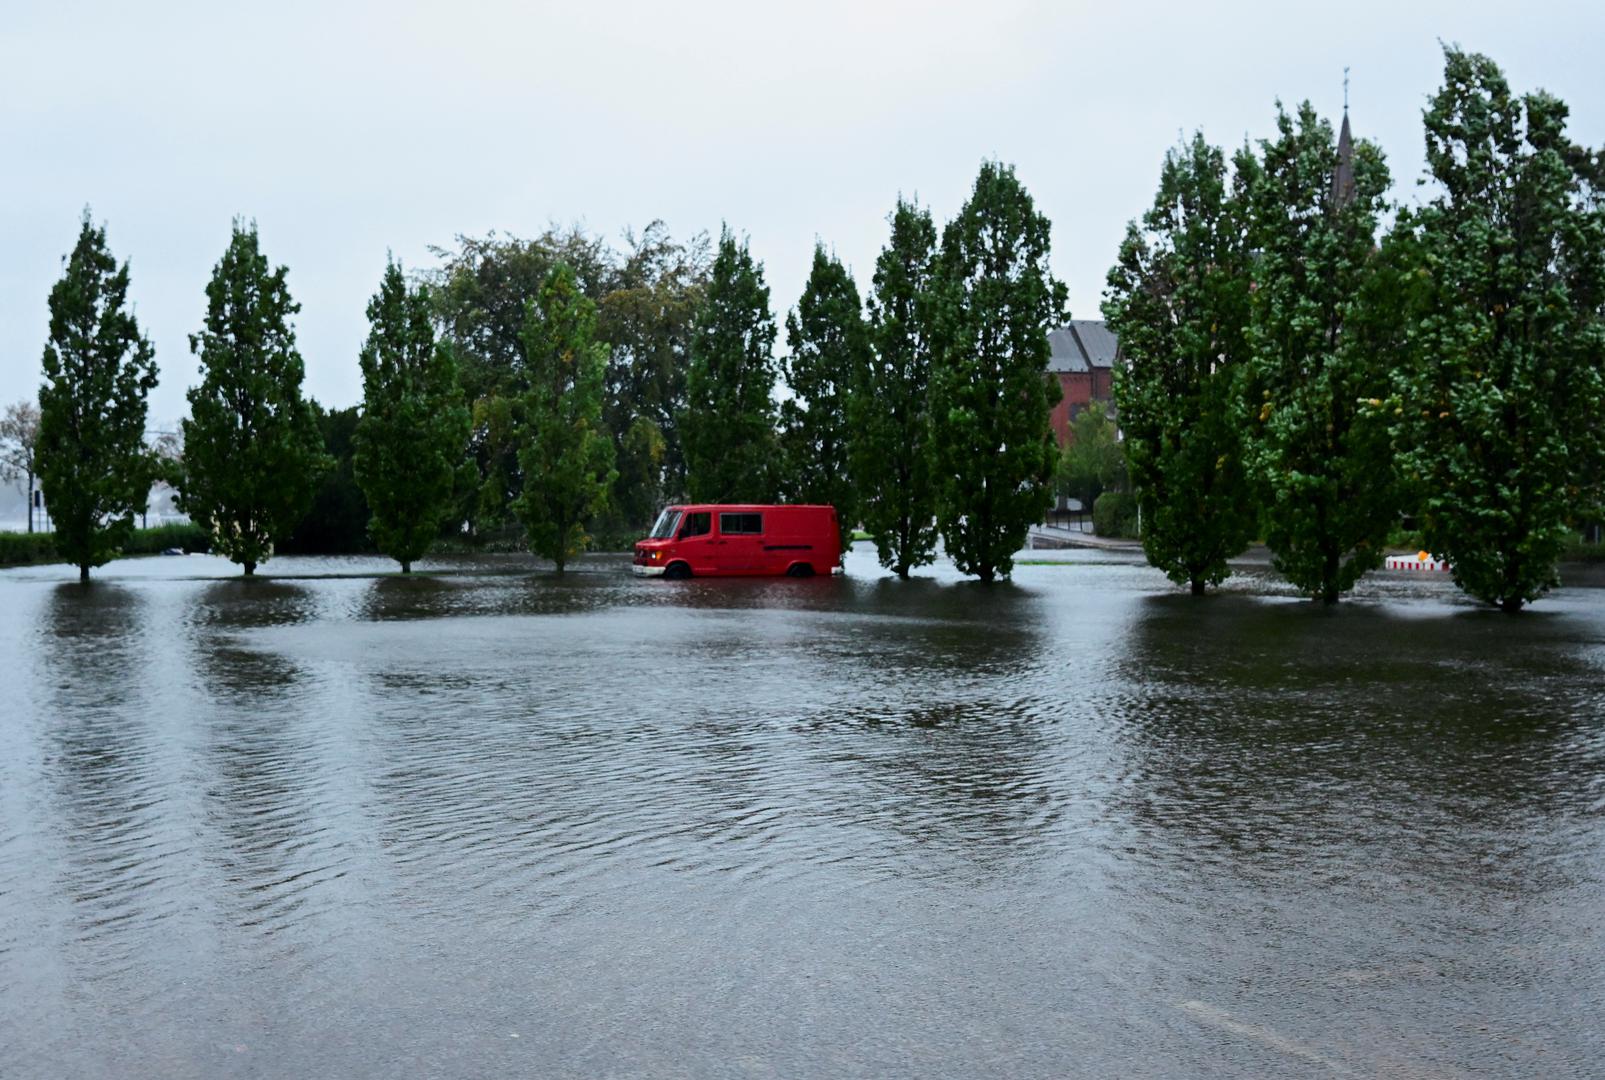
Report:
1241,104,1398,603
930,162,1066,582
1395,48,1605,611
1104,135,1258,595
353,260,470,573
181,221,326,576
36,214,158,581
682,227,779,503
514,264,616,573
853,197,941,577
781,243,869,552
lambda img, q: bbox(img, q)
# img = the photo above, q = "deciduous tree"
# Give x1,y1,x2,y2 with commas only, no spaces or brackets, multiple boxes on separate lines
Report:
854,198,941,577
1394,48,1605,611
428,227,614,533
930,162,1066,582
181,221,327,576
682,227,779,503
1104,134,1257,594
429,225,710,540
1057,402,1127,515
280,402,370,555
1241,104,1398,603
354,260,470,573
781,243,869,552
514,264,616,572
35,215,158,581
0,401,42,533
598,223,711,514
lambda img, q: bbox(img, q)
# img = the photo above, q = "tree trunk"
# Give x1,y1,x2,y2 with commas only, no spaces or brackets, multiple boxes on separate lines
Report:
1190,578,1206,596
1502,555,1522,614
243,560,256,577
79,563,89,583
1322,545,1340,604
401,560,411,574
27,474,35,533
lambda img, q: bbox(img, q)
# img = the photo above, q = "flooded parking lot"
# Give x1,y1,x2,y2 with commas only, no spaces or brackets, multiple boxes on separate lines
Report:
2,547,1602,1078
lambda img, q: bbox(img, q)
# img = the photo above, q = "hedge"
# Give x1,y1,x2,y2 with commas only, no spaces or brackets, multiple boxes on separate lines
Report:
0,523,211,567
0,531,56,566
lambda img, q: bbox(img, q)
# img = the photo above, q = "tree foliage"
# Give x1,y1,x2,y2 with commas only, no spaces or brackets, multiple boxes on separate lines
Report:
514,264,617,572
1057,402,1127,514
604,416,667,539
428,228,614,402
427,228,612,533
1,400,42,533
181,221,327,575
599,223,711,512
781,243,869,552
1393,48,1605,611
683,227,779,503
930,162,1066,582
427,225,709,540
35,215,158,581
854,197,941,577
353,260,470,572
1104,135,1257,594
281,403,371,555
1241,104,1398,603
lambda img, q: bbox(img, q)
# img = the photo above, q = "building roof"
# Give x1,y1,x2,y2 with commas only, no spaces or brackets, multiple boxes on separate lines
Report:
1047,326,1088,372
1046,319,1120,373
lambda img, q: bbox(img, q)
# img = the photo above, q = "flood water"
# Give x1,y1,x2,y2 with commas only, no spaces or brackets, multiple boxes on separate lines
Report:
2,546,1602,1078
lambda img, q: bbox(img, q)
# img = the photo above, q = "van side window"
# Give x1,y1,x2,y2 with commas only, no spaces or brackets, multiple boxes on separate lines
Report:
680,512,711,538
719,513,763,535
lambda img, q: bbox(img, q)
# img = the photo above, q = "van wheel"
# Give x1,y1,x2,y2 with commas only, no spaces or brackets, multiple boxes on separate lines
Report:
786,563,814,578
664,562,692,580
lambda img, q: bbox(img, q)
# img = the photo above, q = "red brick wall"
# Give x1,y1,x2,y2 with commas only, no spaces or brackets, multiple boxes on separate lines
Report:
1051,372,1102,446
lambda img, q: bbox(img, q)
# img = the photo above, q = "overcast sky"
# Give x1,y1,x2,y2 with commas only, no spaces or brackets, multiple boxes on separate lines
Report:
3,0,1603,430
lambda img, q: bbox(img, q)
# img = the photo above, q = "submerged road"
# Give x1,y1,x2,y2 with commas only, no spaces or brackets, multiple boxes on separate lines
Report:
2,546,1601,1077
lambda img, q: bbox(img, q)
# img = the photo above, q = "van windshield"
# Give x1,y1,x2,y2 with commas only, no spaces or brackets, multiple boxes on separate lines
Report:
648,509,682,539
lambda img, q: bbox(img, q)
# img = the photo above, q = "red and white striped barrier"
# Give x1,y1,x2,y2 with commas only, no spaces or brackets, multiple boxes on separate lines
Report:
1384,552,1450,572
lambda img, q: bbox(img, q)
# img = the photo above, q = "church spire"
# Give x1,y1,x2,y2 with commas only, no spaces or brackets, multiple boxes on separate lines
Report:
1330,68,1357,209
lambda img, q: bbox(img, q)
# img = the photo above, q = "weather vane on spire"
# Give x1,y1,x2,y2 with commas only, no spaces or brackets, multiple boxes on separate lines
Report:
1344,67,1350,113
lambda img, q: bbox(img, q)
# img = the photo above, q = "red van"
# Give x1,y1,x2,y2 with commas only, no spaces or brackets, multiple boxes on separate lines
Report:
633,504,842,578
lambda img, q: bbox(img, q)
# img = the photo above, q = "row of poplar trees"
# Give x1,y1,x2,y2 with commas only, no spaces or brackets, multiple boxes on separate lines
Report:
33,157,1069,582
30,217,620,579
689,161,1066,582
1105,47,1605,611
34,218,351,580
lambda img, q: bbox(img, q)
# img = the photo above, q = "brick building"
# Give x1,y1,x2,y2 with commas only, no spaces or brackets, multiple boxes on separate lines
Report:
1046,319,1119,446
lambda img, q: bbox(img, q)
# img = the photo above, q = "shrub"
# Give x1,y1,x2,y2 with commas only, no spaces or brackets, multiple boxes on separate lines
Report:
1093,492,1139,538
1,523,211,567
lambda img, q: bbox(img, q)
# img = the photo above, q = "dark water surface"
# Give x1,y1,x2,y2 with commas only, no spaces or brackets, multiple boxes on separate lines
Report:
2,547,1602,1078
